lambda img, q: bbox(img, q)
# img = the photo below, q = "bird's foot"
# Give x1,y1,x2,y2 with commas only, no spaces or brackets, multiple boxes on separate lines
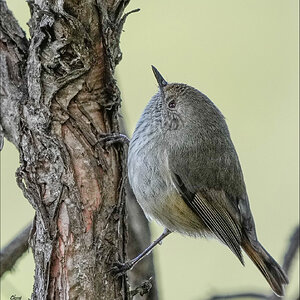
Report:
97,133,130,147
110,260,133,277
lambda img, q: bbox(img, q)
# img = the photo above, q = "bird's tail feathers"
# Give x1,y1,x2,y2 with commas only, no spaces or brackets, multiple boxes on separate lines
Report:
242,239,289,297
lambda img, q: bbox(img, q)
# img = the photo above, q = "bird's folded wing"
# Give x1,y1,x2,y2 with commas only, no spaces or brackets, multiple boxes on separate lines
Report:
171,172,244,264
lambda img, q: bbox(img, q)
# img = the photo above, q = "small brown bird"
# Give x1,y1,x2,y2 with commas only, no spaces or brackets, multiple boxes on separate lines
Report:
116,66,289,297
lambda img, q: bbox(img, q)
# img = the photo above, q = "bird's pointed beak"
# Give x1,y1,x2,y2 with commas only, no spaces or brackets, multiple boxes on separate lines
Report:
151,65,168,90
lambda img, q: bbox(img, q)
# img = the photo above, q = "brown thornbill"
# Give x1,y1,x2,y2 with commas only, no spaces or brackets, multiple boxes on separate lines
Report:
114,66,288,297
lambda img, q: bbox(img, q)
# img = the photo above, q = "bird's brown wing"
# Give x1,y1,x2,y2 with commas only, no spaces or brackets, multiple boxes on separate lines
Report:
171,172,244,264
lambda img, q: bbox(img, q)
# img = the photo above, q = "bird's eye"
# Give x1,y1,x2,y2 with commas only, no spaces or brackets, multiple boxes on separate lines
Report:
168,100,176,109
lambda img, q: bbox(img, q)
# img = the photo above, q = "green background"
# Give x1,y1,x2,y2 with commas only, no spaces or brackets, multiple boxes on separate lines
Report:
1,0,299,299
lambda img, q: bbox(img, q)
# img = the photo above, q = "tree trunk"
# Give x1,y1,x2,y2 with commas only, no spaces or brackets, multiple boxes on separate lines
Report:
0,0,133,298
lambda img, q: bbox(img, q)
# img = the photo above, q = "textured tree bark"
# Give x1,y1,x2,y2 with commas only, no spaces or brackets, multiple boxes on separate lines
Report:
0,0,134,298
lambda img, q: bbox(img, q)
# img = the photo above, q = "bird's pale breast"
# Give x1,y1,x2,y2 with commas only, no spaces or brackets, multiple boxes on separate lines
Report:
128,136,207,237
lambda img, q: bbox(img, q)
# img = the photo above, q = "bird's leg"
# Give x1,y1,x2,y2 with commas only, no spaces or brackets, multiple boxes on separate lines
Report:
111,228,171,276
97,133,130,147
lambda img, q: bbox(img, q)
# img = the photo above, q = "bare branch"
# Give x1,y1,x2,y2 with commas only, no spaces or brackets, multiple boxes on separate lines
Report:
209,293,267,300
0,223,32,277
282,225,299,274
129,277,153,298
0,0,28,148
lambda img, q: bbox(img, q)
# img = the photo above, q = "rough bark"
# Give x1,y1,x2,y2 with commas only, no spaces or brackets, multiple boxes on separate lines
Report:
0,129,159,300
0,0,134,299
0,0,28,148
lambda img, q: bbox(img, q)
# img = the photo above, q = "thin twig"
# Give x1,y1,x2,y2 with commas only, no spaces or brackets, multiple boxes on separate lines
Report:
129,277,153,299
209,293,267,299
0,223,32,277
282,225,299,274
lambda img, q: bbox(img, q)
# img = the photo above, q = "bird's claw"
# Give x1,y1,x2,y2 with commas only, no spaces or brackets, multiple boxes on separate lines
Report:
97,133,130,147
110,260,133,277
